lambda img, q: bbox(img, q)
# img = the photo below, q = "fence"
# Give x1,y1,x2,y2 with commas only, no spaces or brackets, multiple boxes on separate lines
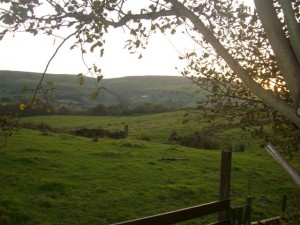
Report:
112,151,232,225
230,195,287,225
111,200,230,225
112,150,291,225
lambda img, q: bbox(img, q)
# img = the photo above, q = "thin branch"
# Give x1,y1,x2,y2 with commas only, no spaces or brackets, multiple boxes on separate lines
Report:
31,25,83,106
67,9,177,28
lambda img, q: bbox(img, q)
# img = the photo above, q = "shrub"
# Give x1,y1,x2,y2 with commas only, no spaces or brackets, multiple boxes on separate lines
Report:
73,128,126,139
168,130,219,150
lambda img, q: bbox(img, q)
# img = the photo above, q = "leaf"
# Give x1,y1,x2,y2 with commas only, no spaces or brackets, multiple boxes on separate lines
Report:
100,48,104,57
70,44,77,50
19,103,26,111
86,37,93,43
97,75,103,82
188,52,196,58
68,6,74,11
203,53,209,58
55,4,62,13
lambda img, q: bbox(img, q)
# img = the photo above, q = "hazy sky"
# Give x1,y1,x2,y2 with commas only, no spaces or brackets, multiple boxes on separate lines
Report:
0,29,190,78
0,0,254,79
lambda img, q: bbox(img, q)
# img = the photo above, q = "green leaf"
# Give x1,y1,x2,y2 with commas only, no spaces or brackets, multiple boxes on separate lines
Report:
188,52,196,58
97,75,103,82
68,6,74,11
203,53,209,58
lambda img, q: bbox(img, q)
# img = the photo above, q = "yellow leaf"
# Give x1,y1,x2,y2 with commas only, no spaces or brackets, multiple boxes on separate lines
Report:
20,103,26,111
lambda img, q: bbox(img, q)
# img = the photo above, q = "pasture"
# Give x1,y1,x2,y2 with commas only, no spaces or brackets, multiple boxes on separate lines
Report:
1,111,299,225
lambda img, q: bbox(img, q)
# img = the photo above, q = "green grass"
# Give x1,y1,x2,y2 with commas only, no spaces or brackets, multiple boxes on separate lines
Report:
21,111,204,143
1,112,300,225
20,111,262,152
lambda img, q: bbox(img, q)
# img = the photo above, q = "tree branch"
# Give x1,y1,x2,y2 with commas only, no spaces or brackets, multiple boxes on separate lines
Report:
278,0,300,64
66,9,177,28
254,0,300,108
31,26,82,106
166,0,300,127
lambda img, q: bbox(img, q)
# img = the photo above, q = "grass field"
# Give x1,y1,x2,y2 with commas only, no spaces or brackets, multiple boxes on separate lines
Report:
20,111,259,150
1,112,300,225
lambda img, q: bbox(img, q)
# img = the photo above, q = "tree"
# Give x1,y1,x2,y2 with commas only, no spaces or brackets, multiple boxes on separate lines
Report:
0,0,299,151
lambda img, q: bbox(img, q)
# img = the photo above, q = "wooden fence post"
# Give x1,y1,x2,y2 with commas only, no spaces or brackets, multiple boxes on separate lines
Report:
243,196,252,225
281,194,287,213
219,151,232,221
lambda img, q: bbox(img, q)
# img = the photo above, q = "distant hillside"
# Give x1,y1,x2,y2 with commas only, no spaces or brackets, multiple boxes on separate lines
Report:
0,70,205,108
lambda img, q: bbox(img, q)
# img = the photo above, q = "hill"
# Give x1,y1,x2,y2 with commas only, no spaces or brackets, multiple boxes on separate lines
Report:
0,70,205,108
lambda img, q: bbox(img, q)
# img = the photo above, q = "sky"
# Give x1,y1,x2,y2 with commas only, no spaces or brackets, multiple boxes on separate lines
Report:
0,29,191,78
0,0,254,79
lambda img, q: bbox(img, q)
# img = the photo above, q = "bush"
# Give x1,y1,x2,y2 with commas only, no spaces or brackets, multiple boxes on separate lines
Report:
73,128,126,139
168,130,219,150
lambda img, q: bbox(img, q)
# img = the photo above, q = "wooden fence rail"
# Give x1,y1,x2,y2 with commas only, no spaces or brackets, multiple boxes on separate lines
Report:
112,151,232,225
112,199,230,225
110,150,295,225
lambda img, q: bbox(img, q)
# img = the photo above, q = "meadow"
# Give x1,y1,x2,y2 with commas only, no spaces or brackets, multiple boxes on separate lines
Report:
1,111,300,225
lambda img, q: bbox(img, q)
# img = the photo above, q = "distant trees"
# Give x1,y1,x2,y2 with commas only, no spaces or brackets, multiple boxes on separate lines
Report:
89,104,108,116
86,103,176,116
0,0,299,152
0,102,175,117
0,103,51,117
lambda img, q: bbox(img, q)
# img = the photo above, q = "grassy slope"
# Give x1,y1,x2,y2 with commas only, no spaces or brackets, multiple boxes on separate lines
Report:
1,113,299,225
20,111,263,151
